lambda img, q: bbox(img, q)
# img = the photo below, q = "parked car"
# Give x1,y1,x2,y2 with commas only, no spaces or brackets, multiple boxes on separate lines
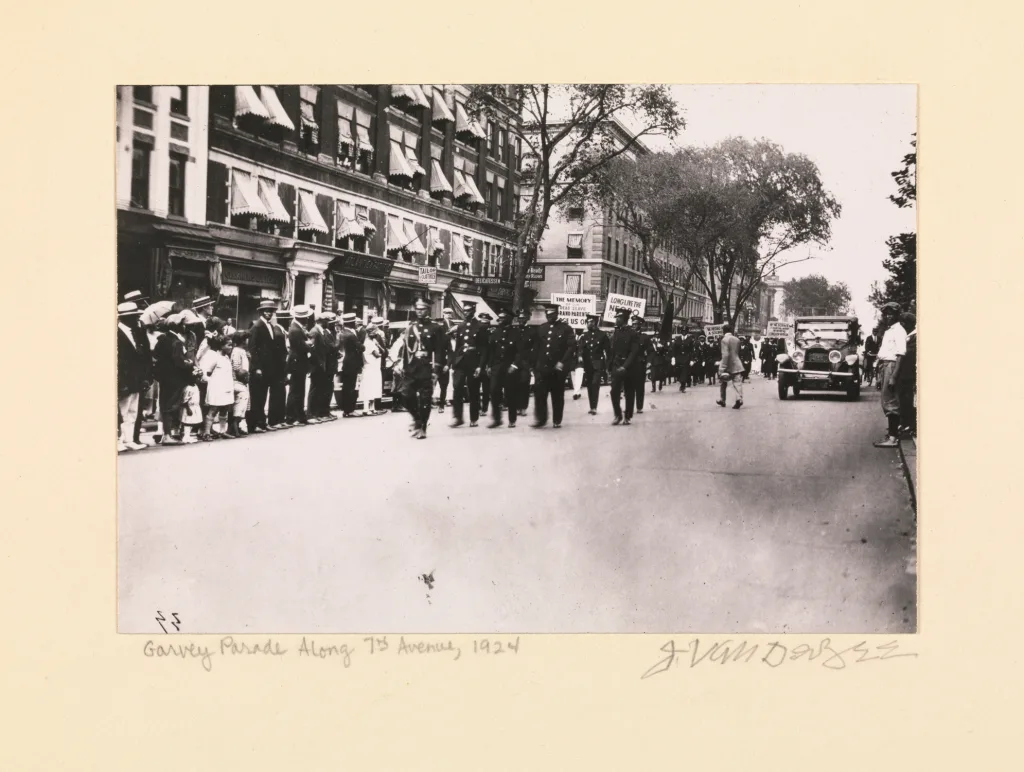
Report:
776,316,862,400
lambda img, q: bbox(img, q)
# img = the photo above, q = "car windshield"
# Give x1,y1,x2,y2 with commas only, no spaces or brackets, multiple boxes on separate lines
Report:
794,322,854,349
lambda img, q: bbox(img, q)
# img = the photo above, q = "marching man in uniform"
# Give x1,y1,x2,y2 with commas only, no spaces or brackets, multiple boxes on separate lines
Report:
449,300,489,428
484,310,524,429
399,299,445,440
609,307,642,425
531,302,576,428
578,313,610,415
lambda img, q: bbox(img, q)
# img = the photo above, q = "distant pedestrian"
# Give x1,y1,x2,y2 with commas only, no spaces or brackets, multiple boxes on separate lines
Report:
863,327,881,387
872,302,907,448
717,323,745,409
750,332,763,376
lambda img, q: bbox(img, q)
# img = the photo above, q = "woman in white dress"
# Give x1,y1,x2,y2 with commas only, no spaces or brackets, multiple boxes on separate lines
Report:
750,333,763,375
358,319,385,415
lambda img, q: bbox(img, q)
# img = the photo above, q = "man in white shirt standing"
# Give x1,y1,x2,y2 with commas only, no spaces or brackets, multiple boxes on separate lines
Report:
873,302,907,448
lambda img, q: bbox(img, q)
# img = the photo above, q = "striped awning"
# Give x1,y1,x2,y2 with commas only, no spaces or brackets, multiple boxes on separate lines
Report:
259,86,295,131
355,205,376,235
409,85,431,108
404,221,426,256
404,146,426,176
455,103,487,140
391,85,428,108
453,169,472,200
567,232,584,249
230,170,267,217
426,227,444,256
432,91,455,124
235,86,270,120
429,160,453,194
389,141,415,178
386,218,405,255
355,110,374,152
297,190,328,233
335,201,363,239
257,178,291,224
462,172,486,204
451,235,472,267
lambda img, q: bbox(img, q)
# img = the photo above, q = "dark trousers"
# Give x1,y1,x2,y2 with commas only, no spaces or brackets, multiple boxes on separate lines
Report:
634,371,646,411
480,377,490,412
489,368,518,425
534,369,567,425
677,361,690,390
340,370,360,414
519,370,531,412
452,368,482,422
898,380,916,433
249,372,285,428
611,370,637,420
403,374,434,431
308,369,332,417
286,369,308,423
437,370,450,406
742,361,752,380
584,367,602,410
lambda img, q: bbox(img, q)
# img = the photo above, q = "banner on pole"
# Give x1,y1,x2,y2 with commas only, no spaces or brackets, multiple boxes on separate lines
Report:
766,321,795,338
601,293,647,324
550,293,596,329
704,324,724,339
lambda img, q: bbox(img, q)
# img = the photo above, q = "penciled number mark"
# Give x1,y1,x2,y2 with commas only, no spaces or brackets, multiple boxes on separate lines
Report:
155,611,181,633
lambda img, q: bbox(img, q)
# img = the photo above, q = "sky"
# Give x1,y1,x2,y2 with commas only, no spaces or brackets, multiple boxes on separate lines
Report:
635,85,917,327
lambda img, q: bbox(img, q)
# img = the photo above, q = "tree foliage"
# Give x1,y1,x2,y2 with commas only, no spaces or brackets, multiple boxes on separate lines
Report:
782,274,852,316
870,135,916,314
466,85,684,310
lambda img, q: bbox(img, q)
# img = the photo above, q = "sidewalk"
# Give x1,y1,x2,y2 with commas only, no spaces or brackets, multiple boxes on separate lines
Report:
899,434,917,511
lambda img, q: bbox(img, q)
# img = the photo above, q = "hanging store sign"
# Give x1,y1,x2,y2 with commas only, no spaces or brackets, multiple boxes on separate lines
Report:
525,265,545,281
220,262,284,289
418,266,437,284
331,251,395,279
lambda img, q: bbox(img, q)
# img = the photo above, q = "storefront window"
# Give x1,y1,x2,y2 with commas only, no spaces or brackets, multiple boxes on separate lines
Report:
167,259,210,309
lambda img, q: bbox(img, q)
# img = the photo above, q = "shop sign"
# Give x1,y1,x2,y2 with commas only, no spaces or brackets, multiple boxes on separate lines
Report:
168,247,217,263
333,251,395,279
418,266,437,284
449,277,481,294
220,262,283,289
525,265,545,281
550,293,596,329
766,320,795,338
483,284,514,302
602,293,646,324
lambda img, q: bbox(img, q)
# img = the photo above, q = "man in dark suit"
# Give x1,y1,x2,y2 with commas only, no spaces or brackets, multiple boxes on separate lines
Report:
152,315,197,445
609,307,642,425
448,301,489,428
247,300,287,433
514,308,534,415
739,335,755,382
578,313,610,414
484,310,525,429
400,299,445,439
122,291,154,443
435,309,457,412
477,313,494,414
671,334,691,392
337,313,364,416
285,305,314,425
531,302,576,428
117,302,149,451
307,312,332,422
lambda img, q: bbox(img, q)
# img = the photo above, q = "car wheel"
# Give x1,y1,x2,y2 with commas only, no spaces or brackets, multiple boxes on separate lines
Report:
778,378,789,400
792,384,801,398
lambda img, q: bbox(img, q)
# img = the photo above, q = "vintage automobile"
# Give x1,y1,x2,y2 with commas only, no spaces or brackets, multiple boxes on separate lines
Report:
776,316,862,400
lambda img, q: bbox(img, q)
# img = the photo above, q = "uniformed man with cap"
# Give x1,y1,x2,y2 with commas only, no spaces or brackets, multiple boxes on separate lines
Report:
483,310,524,428
631,315,653,414
531,302,576,428
448,301,489,428
609,307,642,425
435,308,458,412
285,305,314,425
400,298,445,439
477,313,494,413
578,313,610,414
513,308,534,415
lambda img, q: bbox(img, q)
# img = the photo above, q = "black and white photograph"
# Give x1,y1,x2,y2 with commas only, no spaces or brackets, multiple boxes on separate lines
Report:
116,83,917,634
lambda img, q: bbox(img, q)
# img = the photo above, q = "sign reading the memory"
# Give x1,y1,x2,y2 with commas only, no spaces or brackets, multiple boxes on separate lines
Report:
703,324,724,339
551,293,596,329
766,321,795,338
602,293,646,324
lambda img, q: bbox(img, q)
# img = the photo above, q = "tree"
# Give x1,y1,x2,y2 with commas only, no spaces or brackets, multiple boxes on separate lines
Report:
782,274,852,316
466,85,685,311
871,135,916,314
663,138,841,325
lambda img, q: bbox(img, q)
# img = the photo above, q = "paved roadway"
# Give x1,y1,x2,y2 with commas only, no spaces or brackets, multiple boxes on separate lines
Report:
118,376,916,634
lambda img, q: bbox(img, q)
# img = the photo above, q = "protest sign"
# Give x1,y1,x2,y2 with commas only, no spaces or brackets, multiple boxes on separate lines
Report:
704,324,724,339
602,293,646,324
551,293,596,329
766,321,794,338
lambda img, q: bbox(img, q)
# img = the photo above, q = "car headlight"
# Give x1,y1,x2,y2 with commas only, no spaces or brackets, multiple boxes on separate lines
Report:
792,350,804,363
828,350,842,364
845,354,858,366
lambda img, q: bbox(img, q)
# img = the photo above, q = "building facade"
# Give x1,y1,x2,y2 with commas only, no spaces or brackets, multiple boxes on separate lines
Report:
116,85,522,328
523,120,713,328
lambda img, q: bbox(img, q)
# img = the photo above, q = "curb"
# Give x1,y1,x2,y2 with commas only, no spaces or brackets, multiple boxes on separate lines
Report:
898,436,917,512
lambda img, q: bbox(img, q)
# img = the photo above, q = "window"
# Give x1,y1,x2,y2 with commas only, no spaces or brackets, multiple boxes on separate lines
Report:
498,128,507,163
602,274,609,296
168,154,186,217
300,86,320,155
130,144,151,209
170,86,188,116
354,109,374,173
567,206,584,221
133,86,153,103
564,273,583,293
615,240,620,263
495,186,504,218
515,137,522,170
337,101,356,167
607,236,613,262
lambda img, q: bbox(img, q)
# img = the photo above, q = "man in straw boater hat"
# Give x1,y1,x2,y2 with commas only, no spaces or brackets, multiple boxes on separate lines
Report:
398,298,445,439
247,299,287,433
117,302,150,451
122,291,154,443
337,312,364,417
531,301,576,428
609,306,642,425
285,305,315,425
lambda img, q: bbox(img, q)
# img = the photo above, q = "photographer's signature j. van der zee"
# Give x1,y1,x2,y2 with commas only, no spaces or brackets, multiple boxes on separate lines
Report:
641,638,917,679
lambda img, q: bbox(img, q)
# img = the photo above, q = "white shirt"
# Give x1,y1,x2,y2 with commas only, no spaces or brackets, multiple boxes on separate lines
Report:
877,322,907,361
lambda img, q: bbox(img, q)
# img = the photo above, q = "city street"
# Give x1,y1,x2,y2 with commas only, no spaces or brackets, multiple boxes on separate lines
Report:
117,377,916,634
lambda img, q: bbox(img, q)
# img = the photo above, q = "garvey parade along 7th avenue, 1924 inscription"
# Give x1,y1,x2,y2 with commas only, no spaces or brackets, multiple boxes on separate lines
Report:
142,636,521,672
